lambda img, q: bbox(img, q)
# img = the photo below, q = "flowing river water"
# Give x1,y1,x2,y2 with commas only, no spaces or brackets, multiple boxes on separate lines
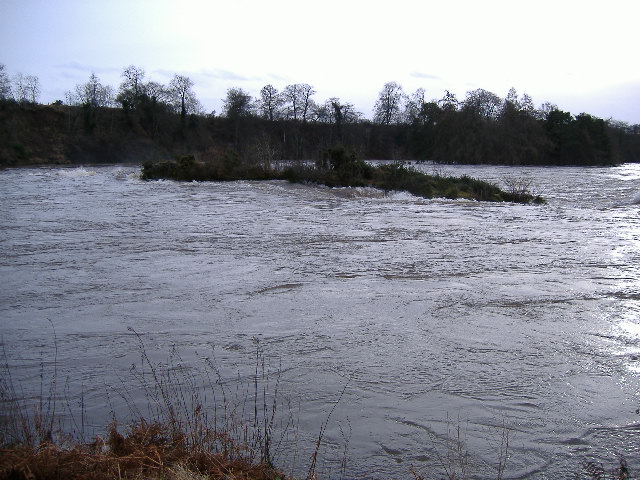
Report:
1,163,639,478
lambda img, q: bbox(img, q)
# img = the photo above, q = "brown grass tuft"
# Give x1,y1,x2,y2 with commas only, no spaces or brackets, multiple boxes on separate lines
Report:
0,420,285,480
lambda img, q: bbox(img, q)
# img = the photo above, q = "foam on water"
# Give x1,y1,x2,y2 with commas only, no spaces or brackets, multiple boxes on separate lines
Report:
54,166,97,177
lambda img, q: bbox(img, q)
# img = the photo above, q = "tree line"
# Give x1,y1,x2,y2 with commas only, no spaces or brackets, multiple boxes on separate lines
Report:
1,63,639,166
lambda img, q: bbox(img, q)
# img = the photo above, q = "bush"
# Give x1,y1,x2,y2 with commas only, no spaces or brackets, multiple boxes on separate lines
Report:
141,149,544,204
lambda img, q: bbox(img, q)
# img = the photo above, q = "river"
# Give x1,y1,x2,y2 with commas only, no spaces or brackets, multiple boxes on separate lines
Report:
1,163,639,479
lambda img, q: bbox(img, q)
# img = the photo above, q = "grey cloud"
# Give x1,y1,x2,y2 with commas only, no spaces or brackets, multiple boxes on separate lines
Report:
410,72,441,80
56,62,121,75
200,69,262,82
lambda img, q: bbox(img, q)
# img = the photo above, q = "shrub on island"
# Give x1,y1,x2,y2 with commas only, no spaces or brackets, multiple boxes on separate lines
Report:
142,147,544,204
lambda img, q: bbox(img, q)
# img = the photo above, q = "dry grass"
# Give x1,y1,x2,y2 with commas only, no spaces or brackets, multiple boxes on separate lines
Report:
0,419,284,479
0,331,293,480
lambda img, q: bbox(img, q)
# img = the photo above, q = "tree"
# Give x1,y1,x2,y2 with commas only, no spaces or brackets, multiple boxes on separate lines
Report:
544,108,579,164
13,73,40,103
329,98,360,124
68,73,114,107
282,83,315,121
0,64,11,100
298,83,315,122
167,74,201,118
438,90,459,112
421,101,443,125
144,81,168,103
282,84,301,120
503,87,536,118
116,65,146,110
505,87,519,108
311,100,332,123
136,80,171,138
374,81,404,124
519,93,535,116
575,113,612,163
222,87,254,118
403,88,425,123
258,84,282,121
222,87,255,149
535,101,557,121
462,88,502,121
122,65,145,95
334,98,361,141
310,98,355,124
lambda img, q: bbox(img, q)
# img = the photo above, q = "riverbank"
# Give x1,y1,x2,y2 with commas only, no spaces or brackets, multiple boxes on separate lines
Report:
141,148,545,204
2,422,632,480
0,422,284,480
2,100,638,169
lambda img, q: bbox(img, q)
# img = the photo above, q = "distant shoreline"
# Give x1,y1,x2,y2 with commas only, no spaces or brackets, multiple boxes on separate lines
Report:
2,101,637,169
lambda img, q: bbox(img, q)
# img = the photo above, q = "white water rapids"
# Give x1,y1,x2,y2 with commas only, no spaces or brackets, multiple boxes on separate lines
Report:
1,163,639,478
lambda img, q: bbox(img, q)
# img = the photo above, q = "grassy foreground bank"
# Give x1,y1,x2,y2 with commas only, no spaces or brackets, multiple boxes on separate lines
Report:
0,421,282,480
1,337,293,480
141,147,544,204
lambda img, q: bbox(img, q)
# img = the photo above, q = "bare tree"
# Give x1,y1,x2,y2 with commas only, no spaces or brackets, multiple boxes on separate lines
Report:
312,100,333,123
258,84,282,121
373,81,404,124
168,74,201,118
282,84,301,120
342,103,362,123
299,83,315,122
438,90,459,112
535,101,558,121
324,97,361,124
67,73,114,107
13,73,40,104
26,76,41,103
282,83,315,121
0,64,11,100
116,65,147,110
503,87,536,117
519,93,536,116
403,88,426,123
144,81,168,103
505,87,519,108
120,66,145,94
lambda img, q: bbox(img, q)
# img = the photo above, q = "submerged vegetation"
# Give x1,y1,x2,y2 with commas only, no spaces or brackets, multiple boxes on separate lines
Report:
141,147,544,204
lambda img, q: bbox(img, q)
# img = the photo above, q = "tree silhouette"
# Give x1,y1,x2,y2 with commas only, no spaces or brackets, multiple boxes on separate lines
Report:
258,84,282,121
374,81,404,125
168,74,201,119
0,64,11,100
12,73,40,104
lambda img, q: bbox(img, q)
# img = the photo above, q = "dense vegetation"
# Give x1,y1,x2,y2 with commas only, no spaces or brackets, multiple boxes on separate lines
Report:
1,64,639,168
141,147,544,204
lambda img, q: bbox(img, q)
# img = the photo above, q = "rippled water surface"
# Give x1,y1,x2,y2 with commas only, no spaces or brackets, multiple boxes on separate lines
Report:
1,163,639,478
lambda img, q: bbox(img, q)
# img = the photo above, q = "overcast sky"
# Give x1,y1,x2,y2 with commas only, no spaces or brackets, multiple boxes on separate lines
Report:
1,0,639,123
